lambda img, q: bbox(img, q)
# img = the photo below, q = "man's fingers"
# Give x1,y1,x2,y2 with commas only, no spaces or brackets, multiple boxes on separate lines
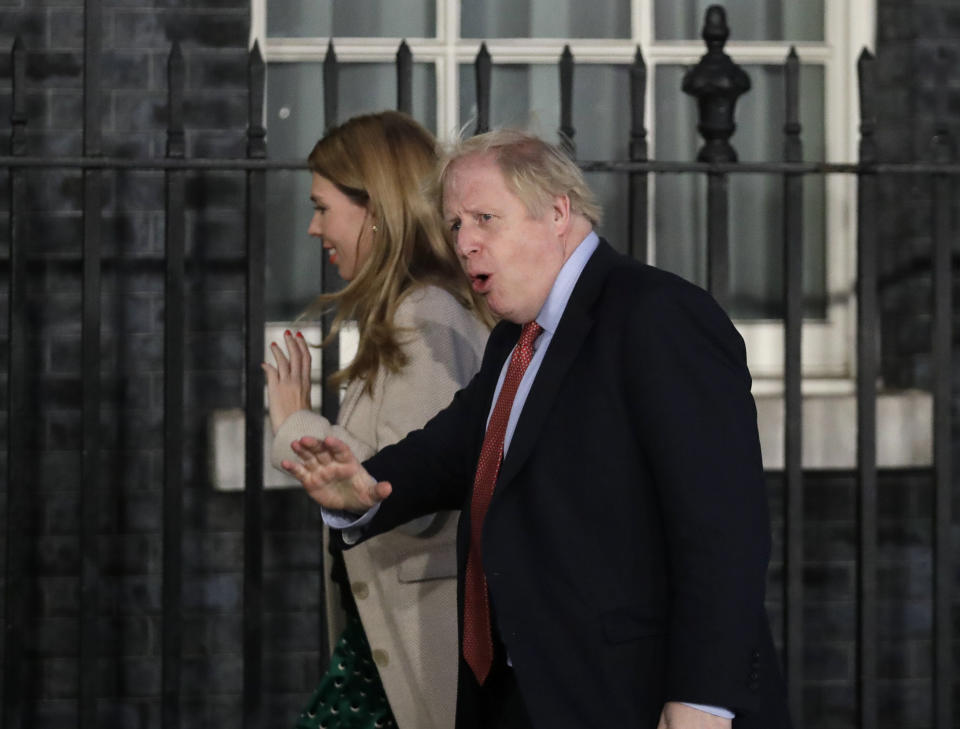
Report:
323,435,357,462
373,481,393,502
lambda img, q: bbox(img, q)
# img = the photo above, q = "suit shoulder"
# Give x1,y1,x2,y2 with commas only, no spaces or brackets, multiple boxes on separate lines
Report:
603,256,722,314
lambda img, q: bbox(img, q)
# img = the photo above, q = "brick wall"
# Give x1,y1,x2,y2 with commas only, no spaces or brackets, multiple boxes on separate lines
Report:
0,1,327,727
0,1,957,728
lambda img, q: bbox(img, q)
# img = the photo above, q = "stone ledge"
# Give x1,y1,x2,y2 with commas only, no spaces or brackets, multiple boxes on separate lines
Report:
754,389,932,470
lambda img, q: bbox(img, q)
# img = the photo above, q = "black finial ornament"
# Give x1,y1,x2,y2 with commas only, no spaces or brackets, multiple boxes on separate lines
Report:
682,5,751,162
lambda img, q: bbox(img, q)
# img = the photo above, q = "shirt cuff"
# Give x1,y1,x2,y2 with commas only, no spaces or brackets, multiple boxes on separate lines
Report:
320,503,381,545
681,703,735,719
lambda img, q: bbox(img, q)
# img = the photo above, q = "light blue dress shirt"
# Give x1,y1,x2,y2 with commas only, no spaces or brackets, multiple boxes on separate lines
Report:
324,231,732,720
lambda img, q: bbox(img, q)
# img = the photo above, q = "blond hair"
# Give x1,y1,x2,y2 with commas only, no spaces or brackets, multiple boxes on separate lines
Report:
305,111,493,391
436,128,602,226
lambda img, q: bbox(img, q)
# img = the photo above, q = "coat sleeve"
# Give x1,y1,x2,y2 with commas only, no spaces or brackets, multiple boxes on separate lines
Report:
354,323,514,541
624,281,771,714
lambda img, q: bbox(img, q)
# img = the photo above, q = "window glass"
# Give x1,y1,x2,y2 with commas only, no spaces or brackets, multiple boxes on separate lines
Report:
458,62,632,250
268,0,435,38
655,0,824,42
461,0,630,39
655,64,827,319
265,62,437,319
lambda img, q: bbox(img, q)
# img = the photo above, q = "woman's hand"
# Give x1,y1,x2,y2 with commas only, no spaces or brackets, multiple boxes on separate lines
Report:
262,329,313,433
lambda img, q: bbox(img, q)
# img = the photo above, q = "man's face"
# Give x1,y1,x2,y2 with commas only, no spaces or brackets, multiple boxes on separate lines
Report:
443,152,569,324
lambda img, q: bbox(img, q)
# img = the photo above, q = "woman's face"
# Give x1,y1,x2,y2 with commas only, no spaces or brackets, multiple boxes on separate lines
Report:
307,173,374,281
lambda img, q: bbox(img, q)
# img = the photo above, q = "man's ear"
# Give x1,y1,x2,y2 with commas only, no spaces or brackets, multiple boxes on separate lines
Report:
550,193,572,232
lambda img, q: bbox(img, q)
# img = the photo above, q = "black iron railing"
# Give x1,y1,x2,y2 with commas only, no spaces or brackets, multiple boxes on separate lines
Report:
1,5,955,729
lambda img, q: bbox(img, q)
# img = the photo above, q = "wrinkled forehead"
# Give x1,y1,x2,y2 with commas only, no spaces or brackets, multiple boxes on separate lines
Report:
442,151,514,212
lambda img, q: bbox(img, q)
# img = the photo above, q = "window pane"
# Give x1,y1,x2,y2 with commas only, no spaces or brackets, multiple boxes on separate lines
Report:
265,62,437,319
461,0,630,38
458,63,632,251
654,64,826,319
268,0,435,38
655,0,823,41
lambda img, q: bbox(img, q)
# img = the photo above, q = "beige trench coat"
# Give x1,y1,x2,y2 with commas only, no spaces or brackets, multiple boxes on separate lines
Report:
271,286,489,729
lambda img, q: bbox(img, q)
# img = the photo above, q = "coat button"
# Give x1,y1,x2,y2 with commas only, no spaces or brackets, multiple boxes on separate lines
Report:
351,581,369,599
372,649,389,667
749,671,759,681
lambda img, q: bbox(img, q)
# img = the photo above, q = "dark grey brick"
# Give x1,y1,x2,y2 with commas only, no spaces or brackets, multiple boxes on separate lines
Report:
265,532,323,571
182,530,243,570
100,534,160,575
38,575,80,616
185,49,249,89
35,616,78,657
802,682,857,729
26,50,83,86
0,9,45,48
804,641,853,681
878,598,933,639
102,50,152,90
181,571,242,610
182,647,246,704
804,562,856,601
182,613,241,656
185,213,246,258
878,639,933,679
99,574,162,614
264,569,321,611
186,129,247,157
95,699,157,729
99,656,161,696
36,657,77,699
263,611,321,654
805,600,856,643
48,8,82,48
112,10,248,51
877,679,933,728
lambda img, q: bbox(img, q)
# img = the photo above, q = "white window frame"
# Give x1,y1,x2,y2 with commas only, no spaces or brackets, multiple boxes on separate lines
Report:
251,0,877,392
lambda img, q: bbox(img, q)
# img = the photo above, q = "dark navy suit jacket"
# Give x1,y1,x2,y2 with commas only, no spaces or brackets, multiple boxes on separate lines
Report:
348,240,791,729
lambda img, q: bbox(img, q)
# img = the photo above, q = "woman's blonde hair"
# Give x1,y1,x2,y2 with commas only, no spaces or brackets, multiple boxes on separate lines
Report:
305,110,492,391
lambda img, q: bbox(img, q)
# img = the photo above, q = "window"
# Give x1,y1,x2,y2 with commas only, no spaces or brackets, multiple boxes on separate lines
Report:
252,0,877,387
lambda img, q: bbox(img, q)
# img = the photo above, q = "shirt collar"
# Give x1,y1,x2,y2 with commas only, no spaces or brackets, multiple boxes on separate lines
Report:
534,231,599,336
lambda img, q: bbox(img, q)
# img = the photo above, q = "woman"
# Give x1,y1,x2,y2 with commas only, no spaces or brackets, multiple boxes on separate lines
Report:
263,111,492,729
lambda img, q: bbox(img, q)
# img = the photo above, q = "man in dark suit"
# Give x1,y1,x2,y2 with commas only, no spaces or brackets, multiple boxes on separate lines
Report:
283,130,791,729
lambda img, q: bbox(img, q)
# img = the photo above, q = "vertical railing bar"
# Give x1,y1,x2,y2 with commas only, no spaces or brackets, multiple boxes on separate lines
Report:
682,6,748,310
782,45,805,729
243,40,267,729
855,47,878,729
323,41,338,134
320,44,340,426
162,40,185,729
396,40,413,115
474,43,491,136
2,35,29,729
81,0,104,726
318,45,340,671
558,45,575,159
627,46,648,263
930,46,954,729
705,173,729,309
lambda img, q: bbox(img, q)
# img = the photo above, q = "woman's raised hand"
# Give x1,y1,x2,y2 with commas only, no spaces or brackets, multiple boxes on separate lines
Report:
262,329,313,433
283,435,393,513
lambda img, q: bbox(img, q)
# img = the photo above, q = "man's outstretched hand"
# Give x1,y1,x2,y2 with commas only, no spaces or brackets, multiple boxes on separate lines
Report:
282,435,393,513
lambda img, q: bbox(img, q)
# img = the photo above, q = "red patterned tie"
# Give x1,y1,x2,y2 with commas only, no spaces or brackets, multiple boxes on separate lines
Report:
462,321,542,684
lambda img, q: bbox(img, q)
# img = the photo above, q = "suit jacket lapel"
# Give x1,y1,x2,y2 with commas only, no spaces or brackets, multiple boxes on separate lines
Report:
494,239,619,492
